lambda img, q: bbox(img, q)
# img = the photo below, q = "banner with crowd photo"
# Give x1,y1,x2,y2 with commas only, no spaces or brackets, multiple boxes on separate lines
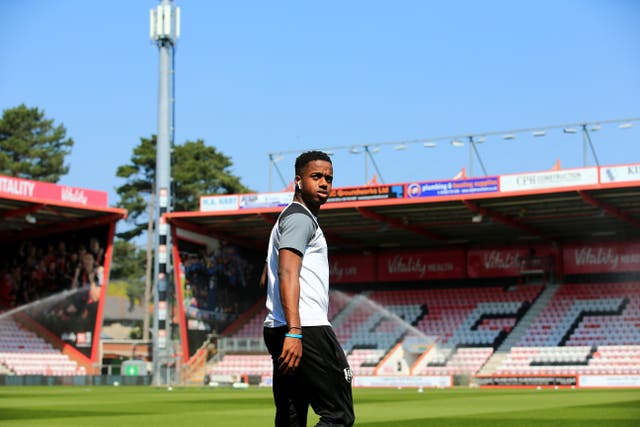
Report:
467,246,556,278
11,224,115,362
329,254,377,284
563,242,640,274
377,249,466,282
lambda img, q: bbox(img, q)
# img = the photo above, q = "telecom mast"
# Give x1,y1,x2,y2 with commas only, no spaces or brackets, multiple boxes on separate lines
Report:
149,0,180,386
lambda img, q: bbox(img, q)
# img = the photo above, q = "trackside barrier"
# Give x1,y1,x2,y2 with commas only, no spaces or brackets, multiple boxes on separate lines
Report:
352,375,452,388
0,375,152,386
217,338,267,353
578,375,640,388
256,375,452,388
474,374,577,387
476,374,640,388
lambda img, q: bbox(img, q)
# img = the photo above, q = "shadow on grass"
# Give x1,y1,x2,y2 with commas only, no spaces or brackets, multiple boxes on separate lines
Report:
0,408,145,421
357,418,640,427
356,398,640,427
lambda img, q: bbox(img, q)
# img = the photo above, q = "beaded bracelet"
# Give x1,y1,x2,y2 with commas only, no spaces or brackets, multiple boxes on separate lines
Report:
285,333,303,339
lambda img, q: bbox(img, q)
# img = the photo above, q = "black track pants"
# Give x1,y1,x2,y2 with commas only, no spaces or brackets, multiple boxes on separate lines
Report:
264,326,355,427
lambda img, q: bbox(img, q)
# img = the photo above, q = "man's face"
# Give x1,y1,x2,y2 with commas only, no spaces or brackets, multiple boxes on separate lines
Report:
297,160,333,208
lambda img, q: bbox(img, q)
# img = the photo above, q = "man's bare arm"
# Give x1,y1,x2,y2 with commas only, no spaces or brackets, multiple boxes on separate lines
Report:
259,262,267,288
277,248,303,375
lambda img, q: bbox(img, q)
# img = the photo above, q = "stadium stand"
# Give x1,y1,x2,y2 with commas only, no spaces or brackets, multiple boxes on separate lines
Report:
0,175,125,381
164,163,640,388
204,280,640,382
205,284,547,379
516,282,639,347
490,281,640,376
208,354,272,377
4,165,640,388
0,317,83,376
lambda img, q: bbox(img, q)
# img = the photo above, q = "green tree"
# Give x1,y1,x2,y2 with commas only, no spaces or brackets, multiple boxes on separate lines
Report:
109,239,146,308
0,104,74,181
116,135,250,240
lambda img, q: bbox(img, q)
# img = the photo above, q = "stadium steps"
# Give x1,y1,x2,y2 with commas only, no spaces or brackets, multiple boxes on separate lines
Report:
184,363,208,386
477,283,559,376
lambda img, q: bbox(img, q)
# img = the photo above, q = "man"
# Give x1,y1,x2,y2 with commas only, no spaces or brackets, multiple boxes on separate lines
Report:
263,151,355,427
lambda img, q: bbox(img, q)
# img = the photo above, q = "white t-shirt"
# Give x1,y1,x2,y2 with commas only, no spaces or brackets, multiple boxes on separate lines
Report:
264,202,330,328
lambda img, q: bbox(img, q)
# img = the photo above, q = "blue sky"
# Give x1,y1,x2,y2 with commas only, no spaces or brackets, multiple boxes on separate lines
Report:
1,0,639,206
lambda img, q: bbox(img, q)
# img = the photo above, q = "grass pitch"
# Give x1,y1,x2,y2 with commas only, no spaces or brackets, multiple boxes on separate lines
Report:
0,386,638,426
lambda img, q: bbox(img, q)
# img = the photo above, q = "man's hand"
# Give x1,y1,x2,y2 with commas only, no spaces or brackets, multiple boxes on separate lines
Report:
278,336,302,375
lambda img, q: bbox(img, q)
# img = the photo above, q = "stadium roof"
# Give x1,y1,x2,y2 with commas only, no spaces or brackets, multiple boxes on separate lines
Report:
0,175,126,243
165,166,640,253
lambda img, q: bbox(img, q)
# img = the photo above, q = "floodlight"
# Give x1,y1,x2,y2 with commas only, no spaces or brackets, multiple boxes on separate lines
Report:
563,127,577,134
394,144,407,151
503,134,515,140
532,130,546,137
475,136,487,143
370,145,381,153
590,124,601,131
471,214,483,223
451,140,464,147
423,142,437,148
619,122,633,129
349,146,362,154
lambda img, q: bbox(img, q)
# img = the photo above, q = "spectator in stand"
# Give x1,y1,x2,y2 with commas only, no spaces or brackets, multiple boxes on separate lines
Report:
43,243,56,265
1,236,107,310
68,252,103,324
89,237,105,266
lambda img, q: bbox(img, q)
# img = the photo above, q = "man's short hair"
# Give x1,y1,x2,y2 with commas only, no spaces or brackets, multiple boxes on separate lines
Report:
295,151,332,175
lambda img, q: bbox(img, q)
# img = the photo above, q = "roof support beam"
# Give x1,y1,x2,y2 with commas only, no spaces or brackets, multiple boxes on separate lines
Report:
578,190,640,228
356,207,446,242
462,200,549,240
169,217,262,250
